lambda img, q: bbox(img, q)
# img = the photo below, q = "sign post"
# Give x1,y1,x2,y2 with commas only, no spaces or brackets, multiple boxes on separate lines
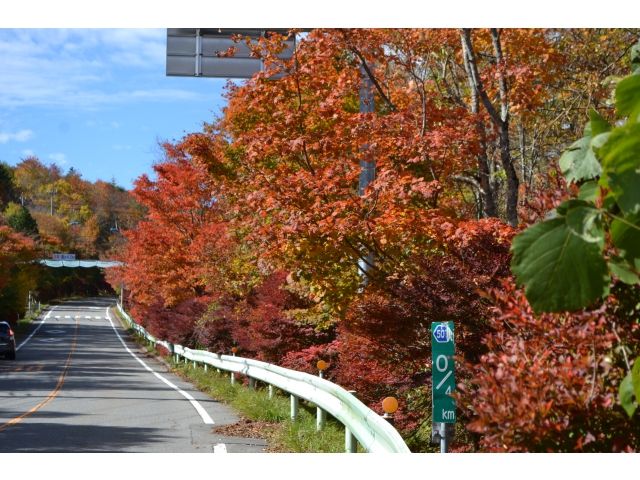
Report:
431,321,455,452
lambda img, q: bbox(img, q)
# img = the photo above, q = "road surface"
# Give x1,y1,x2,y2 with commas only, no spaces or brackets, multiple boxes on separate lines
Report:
0,297,267,453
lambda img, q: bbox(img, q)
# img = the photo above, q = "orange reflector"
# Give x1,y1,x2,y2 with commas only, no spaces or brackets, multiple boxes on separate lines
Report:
382,397,398,414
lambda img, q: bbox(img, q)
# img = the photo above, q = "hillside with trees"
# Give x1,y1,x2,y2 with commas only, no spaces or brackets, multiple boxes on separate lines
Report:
0,158,143,320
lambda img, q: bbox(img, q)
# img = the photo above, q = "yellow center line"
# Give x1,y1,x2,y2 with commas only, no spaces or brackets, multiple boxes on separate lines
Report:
0,311,79,432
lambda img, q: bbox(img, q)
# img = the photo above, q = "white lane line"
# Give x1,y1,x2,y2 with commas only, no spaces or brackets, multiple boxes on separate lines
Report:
16,306,58,351
214,444,227,453
94,316,101,319
65,316,71,319
54,316,60,319
84,316,91,319
105,306,214,425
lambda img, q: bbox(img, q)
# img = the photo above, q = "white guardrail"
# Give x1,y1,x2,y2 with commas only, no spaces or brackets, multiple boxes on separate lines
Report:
116,303,411,453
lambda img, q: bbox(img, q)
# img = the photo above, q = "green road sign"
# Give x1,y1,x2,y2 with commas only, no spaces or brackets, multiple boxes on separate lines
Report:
431,321,456,423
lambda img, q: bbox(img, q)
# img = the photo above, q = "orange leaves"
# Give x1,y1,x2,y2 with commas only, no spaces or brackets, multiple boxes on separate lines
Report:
116,145,235,311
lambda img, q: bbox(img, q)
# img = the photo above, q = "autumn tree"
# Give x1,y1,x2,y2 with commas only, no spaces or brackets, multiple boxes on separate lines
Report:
108,143,238,320
0,220,38,321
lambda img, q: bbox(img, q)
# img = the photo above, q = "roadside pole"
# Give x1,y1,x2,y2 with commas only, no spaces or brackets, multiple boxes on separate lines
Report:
431,321,456,452
357,58,375,283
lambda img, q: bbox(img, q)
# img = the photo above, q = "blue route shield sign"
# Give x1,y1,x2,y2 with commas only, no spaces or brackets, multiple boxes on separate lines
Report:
431,321,456,423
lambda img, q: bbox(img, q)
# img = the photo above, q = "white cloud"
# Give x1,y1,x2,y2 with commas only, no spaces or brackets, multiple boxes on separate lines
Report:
48,153,68,164
0,129,34,143
21,149,34,156
0,29,217,110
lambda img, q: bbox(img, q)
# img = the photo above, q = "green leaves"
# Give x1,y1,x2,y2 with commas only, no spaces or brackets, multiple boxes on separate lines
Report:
615,74,640,117
619,358,640,418
589,108,612,137
578,181,598,202
608,254,639,285
513,41,640,315
511,201,609,314
620,374,636,417
610,212,640,271
559,134,602,184
631,43,640,74
558,112,612,185
562,200,603,244
600,122,640,215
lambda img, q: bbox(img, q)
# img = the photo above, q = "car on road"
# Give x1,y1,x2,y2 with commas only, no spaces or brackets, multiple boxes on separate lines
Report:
0,321,16,360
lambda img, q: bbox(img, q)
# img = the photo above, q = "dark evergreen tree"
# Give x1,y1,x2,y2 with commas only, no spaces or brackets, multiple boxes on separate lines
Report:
7,205,39,239
0,163,18,207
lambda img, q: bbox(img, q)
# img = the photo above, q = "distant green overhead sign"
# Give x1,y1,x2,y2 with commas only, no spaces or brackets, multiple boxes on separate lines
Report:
432,322,456,423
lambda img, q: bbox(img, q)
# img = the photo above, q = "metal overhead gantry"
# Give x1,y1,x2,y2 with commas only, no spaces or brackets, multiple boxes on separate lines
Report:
166,28,295,79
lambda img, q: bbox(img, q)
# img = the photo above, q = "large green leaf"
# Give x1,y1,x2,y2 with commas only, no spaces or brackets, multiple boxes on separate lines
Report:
620,373,636,418
600,123,640,215
589,109,612,137
633,357,640,403
578,181,598,202
615,74,640,117
559,136,602,184
611,212,640,271
609,254,640,285
511,216,610,313
564,202,604,244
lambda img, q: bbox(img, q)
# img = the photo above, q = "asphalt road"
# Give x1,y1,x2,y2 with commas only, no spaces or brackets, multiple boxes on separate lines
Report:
0,298,267,453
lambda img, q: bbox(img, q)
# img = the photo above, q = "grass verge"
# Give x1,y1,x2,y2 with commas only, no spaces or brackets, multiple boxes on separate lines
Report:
169,360,364,453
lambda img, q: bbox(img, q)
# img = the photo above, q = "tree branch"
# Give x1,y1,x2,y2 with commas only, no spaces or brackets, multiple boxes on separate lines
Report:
339,29,397,113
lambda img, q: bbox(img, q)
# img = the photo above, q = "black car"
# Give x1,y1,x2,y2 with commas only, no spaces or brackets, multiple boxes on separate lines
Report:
0,321,16,360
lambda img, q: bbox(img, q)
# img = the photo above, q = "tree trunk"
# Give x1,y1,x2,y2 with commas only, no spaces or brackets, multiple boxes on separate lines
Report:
460,28,519,227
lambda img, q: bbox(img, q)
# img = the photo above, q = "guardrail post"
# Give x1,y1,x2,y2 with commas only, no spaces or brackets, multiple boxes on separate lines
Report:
249,377,256,390
231,348,237,385
204,363,208,372
291,395,299,421
268,385,274,399
317,361,327,431
345,390,358,453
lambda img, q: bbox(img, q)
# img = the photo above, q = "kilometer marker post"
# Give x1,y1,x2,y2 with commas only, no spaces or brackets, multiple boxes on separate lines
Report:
431,321,455,453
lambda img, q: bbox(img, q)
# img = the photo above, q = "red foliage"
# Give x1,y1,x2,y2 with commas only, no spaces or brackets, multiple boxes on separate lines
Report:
193,271,334,360
460,283,640,452
518,165,577,227
143,296,208,348
232,271,334,363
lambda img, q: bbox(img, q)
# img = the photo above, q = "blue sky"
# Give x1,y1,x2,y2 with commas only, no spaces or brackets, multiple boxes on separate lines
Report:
0,6,604,191
0,28,230,190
